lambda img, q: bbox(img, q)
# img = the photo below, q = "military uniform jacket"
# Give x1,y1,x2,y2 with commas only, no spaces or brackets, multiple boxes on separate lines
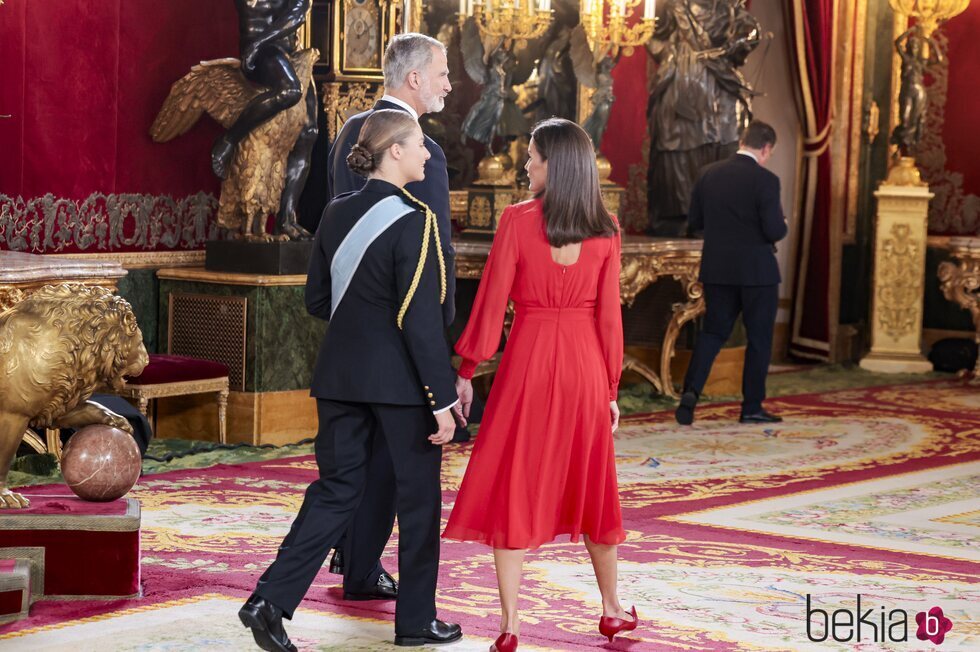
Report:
306,179,457,412
326,99,456,326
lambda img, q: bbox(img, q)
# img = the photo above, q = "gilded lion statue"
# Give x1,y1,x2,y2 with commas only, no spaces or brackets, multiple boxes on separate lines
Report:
0,284,149,508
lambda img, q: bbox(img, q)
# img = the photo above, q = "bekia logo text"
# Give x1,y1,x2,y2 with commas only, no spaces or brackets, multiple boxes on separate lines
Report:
807,595,952,644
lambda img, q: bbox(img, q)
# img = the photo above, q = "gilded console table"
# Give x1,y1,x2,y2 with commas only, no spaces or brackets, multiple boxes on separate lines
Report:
0,251,127,456
938,237,980,380
454,235,703,397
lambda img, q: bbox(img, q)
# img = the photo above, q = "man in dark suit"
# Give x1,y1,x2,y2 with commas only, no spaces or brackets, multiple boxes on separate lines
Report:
676,120,787,426
240,179,464,649
322,34,457,605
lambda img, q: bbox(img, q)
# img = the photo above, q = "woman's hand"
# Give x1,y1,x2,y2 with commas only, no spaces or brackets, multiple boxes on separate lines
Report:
456,376,474,419
610,401,620,433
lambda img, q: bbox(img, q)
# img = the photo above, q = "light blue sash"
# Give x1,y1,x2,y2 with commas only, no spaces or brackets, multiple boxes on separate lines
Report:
330,195,415,318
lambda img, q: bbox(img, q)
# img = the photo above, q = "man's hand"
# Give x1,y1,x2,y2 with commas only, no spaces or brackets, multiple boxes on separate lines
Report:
456,376,474,419
610,401,620,433
428,409,456,445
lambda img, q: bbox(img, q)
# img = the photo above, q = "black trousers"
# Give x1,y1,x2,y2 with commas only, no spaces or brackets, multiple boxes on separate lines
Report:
255,399,442,634
683,283,779,413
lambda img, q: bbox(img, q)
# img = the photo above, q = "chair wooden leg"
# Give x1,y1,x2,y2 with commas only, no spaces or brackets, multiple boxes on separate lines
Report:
217,389,229,445
136,395,149,417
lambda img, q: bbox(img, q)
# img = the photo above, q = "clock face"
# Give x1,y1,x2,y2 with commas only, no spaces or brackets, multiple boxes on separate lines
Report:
344,0,380,70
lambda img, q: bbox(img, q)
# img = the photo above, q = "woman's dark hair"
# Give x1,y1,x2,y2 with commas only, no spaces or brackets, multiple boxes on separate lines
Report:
530,118,618,247
347,109,419,176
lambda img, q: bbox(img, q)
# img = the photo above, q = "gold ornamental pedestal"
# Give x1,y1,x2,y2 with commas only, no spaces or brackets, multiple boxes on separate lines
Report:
860,158,934,373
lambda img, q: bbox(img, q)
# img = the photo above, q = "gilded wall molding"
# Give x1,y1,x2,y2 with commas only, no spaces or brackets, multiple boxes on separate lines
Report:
0,192,218,253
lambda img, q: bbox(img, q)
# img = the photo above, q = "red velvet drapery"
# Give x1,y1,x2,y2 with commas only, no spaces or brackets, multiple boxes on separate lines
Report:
0,0,237,253
787,0,836,361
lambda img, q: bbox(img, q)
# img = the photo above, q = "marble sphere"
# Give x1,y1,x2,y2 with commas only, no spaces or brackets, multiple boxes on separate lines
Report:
61,425,141,501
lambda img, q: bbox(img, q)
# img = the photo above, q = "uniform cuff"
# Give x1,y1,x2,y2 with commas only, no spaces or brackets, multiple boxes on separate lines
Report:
433,399,460,415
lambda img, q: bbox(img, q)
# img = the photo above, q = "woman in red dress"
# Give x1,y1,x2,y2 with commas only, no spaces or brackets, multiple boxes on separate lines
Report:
443,119,637,651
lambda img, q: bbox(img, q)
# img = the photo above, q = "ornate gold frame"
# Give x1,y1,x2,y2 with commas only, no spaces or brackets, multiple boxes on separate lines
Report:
331,0,398,81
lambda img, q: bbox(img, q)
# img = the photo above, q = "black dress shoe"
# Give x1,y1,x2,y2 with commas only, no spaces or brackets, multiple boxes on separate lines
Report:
739,409,783,424
674,390,698,426
328,547,343,575
394,619,463,646
238,594,297,652
343,570,398,601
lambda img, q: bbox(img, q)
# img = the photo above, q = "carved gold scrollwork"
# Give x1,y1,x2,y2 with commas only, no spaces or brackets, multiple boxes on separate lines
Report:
469,197,493,228
322,82,383,141
938,238,980,379
877,223,923,339
619,255,666,307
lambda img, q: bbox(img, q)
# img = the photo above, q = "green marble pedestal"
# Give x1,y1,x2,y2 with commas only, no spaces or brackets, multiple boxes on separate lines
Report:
156,268,326,445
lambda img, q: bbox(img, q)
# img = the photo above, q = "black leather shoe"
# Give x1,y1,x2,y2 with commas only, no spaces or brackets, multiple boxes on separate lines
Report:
394,619,463,646
739,409,783,424
328,548,343,575
674,390,698,426
343,570,398,601
238,594,297,652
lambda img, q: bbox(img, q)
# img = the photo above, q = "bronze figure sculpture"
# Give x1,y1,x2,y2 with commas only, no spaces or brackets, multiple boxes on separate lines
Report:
891,23,943,156
151,0,317,240
646,0,760,236
570,24,617,151
532,26,577,123
459,17,535,151
0,284,148,508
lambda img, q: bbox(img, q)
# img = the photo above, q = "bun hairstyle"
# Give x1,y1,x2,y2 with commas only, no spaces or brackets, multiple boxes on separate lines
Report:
347,109,420,177
347,144,375,175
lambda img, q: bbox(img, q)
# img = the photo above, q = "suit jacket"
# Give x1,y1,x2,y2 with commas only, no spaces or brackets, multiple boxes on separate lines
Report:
306,178,457,411
326,99,456,325
688,153,788,286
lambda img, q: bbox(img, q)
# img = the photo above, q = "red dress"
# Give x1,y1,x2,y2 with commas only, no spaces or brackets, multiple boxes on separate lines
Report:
443,199,626,549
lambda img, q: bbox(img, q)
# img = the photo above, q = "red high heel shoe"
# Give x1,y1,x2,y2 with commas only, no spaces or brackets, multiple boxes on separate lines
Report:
599,606,638,642
490,632,518,652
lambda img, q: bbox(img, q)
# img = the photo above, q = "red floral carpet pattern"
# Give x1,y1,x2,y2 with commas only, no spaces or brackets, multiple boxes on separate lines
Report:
2,381,978,650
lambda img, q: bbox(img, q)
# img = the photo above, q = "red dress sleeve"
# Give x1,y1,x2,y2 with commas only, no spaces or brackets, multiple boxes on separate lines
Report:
596,226,623,401
455,206,520,379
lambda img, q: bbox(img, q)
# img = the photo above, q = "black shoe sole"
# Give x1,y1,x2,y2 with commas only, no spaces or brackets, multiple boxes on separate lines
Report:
342,591,397,601
394,632,463,646
675,391,697,426
739,417,783,424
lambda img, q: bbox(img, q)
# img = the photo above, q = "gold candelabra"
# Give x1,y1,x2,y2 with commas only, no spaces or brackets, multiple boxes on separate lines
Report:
458,0,552,49
581,0,657,60
889,0,970,56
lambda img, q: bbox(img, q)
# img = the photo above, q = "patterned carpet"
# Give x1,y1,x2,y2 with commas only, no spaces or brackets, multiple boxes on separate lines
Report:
1,379,978,650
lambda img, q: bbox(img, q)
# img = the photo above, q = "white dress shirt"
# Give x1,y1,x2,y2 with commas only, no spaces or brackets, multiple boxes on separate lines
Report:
380,94,419,122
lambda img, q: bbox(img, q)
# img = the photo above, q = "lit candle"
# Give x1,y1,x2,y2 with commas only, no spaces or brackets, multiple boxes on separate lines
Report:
459,0,465,16
644,0,656,20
